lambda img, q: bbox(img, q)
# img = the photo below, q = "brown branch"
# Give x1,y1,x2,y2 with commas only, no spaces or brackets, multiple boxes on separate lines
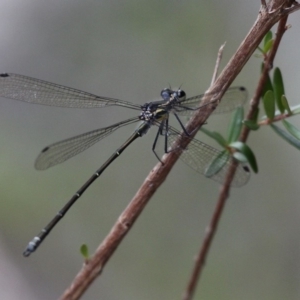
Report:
258,112,292,125
182,160,239,300
60,1,300,299
182,3,296,300
261,0,267,9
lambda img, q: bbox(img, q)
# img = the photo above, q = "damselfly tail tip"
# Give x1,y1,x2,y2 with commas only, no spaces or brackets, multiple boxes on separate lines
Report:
23,249,32,257
0,73,9,77
23,236,41,257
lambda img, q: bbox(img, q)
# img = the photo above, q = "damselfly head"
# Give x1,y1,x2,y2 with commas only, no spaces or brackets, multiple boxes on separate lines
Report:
161,88,186,102
161,88,172,100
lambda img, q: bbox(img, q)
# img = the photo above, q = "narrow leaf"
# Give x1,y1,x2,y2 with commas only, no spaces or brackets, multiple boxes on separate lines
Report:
200,127,218,139
233,152,248,163
271,124,300,150
243,120,260,131
261,63,273,97
200,127,227,148
227,107,244,143
80,244,89,259
263,39,274,54
263,90,275,120
273,67,285,113
229,141,258,173
264,31,273,46
281,95,292,114
282,120,300,140
291,104,300,115
205,150,229,178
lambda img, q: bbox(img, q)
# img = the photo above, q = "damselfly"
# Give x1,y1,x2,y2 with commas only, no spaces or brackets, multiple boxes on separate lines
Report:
0,73,250,256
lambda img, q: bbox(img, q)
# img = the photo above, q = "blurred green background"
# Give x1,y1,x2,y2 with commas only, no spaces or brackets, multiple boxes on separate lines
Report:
0,1,299,299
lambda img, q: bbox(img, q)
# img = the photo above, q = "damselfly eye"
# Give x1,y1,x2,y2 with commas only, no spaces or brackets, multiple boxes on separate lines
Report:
161,88,172,100
177,89,186,101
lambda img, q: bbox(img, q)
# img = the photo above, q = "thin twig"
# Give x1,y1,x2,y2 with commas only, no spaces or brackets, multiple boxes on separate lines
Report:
261,0,267,8
210,42,226,86
60,1,300,299
182,6,292,300
258,112,291,125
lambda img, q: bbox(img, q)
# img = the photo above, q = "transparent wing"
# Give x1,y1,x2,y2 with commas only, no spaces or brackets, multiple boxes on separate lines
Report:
0,73,141,110
167,126,250,187
35,117,140,170
175,87,247,115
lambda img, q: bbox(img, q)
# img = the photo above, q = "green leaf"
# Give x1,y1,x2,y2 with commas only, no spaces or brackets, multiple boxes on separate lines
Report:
264,31,273,46
273,67,285,113
80,244,89,259
282,120,300,140
229,141,258,173
291,104,300,115
200,127,228,148
243,120,260,131
199,127,216,139
205,150,229,178
233,152,248,163
281,95,292,114
261,63,273,97
211,132,227,148
263,90,275,120
270,124,300,150
227,107,244,143
263,39,274,53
